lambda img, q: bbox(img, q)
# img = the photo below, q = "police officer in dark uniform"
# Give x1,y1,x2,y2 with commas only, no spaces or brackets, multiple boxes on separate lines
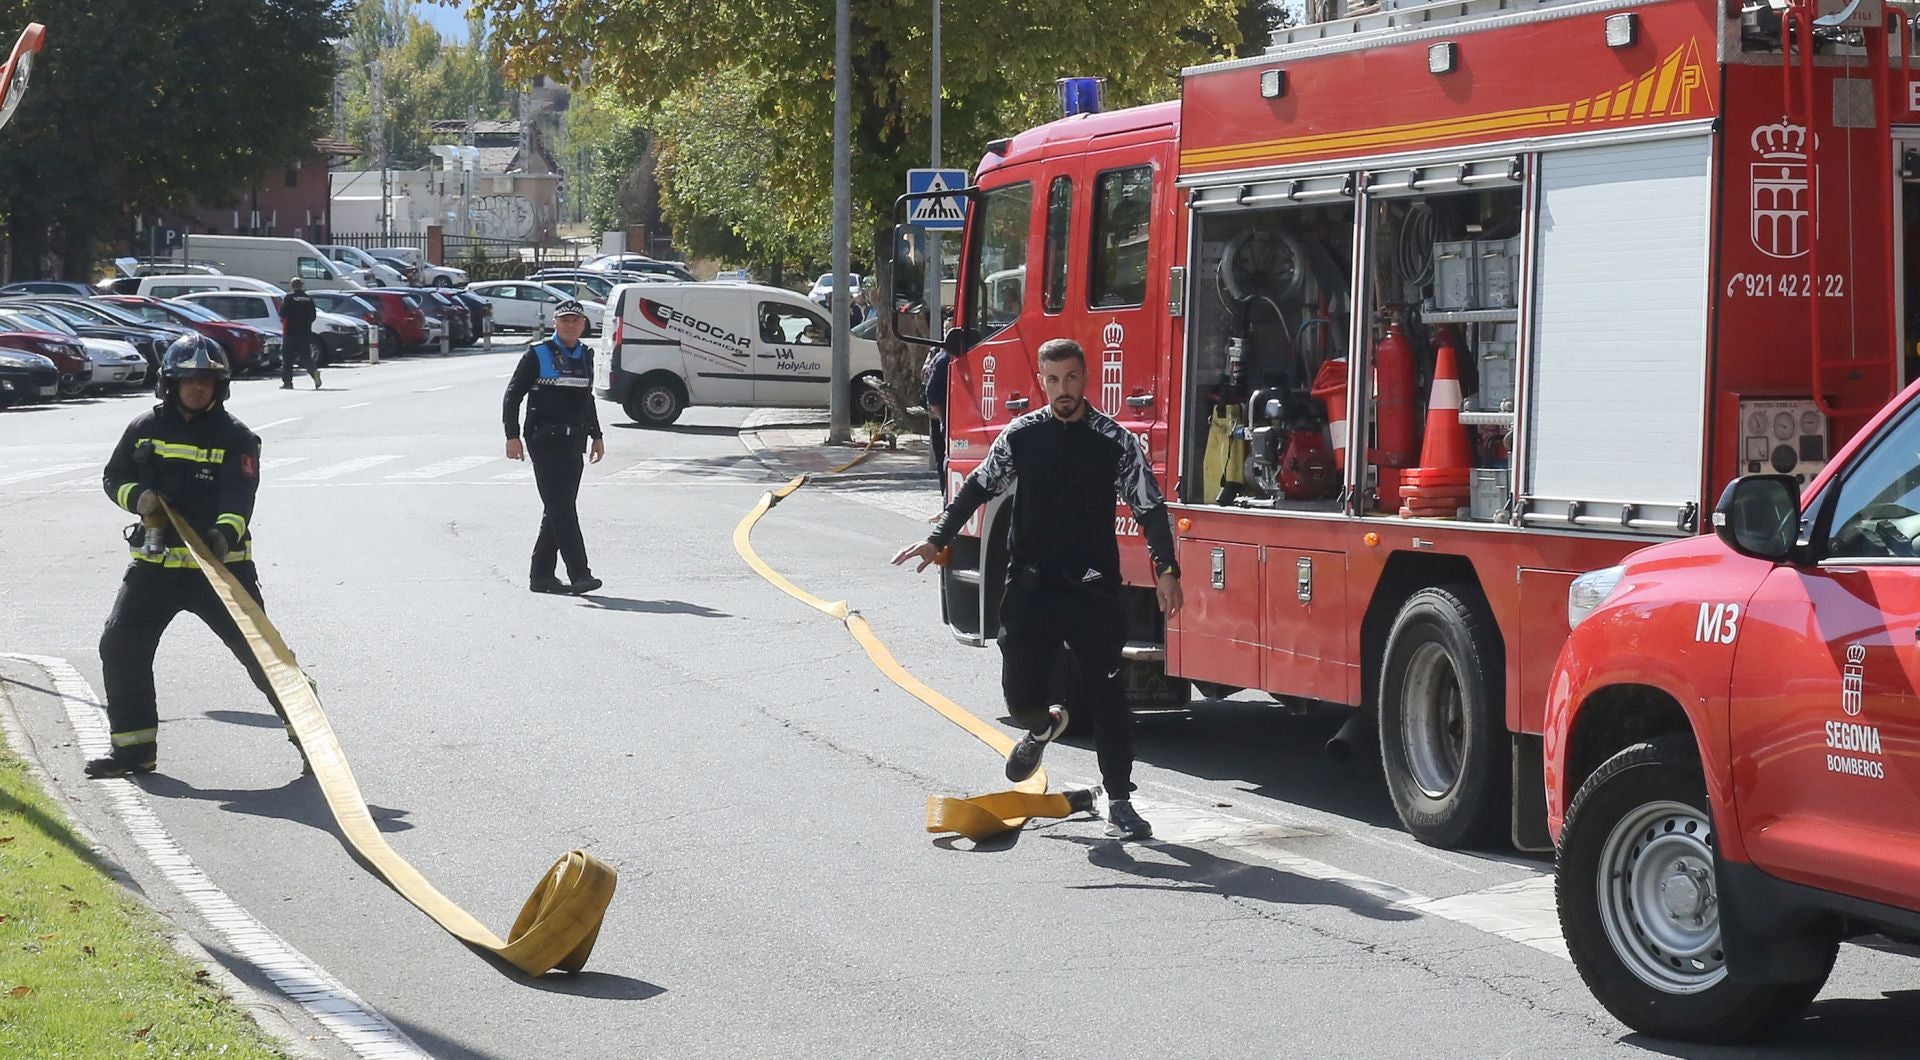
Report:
503,299,605,595
88,334,302,778
279,277,320,390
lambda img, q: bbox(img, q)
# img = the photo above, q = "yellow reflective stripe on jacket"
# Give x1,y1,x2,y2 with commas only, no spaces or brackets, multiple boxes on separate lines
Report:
129,544,252,568
141,439,227,464
114,481,138,510
111,728,158,748
215,513,247,538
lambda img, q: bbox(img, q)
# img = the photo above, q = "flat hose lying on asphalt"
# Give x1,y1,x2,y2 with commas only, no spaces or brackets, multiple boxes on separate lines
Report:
160,499,617,976
731,445,1080,842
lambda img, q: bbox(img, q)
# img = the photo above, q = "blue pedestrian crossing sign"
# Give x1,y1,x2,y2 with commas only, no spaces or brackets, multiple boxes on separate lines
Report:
906,168,969,230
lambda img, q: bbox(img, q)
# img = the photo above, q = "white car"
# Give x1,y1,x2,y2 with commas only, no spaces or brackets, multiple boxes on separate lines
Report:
172,291,371,361
79,337,149,390
368,247,468,287
464,281,604,334
807,272,863,304
316,245,407,288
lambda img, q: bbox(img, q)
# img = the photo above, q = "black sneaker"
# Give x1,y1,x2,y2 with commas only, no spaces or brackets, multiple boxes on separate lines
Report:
279,381,294,390
1005,705,1068,783
530,576,567,594
84,754,156,779
1105,799,1152,840
309,368,322,389
565,576,603,596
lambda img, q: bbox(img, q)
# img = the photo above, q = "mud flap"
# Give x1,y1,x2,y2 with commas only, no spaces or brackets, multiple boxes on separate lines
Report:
1511,732,1552,852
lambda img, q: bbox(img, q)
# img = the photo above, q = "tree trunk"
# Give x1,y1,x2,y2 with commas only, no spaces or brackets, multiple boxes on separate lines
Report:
872,224,928,431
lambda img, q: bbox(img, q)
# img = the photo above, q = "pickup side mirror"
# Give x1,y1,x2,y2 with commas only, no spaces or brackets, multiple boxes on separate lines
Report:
1712,474,1801,562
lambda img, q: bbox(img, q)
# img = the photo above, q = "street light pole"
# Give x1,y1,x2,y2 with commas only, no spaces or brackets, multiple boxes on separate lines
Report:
829,0,852,443
924,0,942,344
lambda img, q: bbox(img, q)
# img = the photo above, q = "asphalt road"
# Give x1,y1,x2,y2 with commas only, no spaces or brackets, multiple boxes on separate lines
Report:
0,350,1915,1059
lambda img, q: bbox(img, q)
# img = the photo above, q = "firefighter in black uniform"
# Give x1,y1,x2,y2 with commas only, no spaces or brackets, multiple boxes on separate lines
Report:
503,299,605,595
894,338,1183,840
88,335,302,778
279,277,320,390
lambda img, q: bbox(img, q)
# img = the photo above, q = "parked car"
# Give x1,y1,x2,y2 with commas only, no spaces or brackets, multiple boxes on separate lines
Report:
527,269,622,301
0,348,60,406
530,276,616,305
95,295,274,374
0,280,96,297
351,289,433,352
581,254,696,282
371,255,421,285
315,244,407,287
807,272,863,305
306,292,383,358
165,235,363,291
464,281,604,334
416,289,474,347
41,296,195,352
2,297,177,367
593,281,886,426
172,290,369,365
134,274,283,300
367,247,467,287
0,313,91,396
75,337,149,390
447,289,492,337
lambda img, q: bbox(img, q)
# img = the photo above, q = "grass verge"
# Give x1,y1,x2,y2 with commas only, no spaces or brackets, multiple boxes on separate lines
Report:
0,740,285,1057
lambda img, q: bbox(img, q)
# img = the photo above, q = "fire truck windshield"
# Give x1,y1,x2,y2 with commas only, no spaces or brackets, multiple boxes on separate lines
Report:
965,182,1032,340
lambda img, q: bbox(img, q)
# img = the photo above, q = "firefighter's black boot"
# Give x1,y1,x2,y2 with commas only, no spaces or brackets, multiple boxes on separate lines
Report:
84,751,157,779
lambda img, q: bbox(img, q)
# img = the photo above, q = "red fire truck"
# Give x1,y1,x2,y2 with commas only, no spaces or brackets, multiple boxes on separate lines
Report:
907,0,1917,850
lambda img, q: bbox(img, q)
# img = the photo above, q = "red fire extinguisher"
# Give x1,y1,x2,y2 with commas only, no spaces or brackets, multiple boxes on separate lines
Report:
1369,319,1419,506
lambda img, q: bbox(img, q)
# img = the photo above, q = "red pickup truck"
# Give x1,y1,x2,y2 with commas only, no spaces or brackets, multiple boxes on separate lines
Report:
1545,379,1920,1040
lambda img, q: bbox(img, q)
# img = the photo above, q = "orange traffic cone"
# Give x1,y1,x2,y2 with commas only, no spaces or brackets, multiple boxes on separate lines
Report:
1400,334,1472,519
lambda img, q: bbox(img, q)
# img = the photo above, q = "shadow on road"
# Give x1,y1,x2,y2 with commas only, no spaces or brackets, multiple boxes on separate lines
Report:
137,773,414,834
611,422,742,437
512,968,668,1000
1621,989,1920,1057
1052,833,1421,923
201,708,285,729
581,595,731,618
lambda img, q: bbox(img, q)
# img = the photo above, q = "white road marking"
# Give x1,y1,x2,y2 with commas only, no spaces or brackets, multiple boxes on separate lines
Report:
342,402,373,410
282,455,404,482
416,385,453,393
491,466,534,481
260,457,311,471
0,654,429,1059
255,417,302,430
384,455,495,480
0,461,93,487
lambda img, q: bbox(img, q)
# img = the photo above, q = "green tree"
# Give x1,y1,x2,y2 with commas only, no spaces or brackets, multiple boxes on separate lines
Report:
0,0,347,277
338,0,510,170
478,0,1243,412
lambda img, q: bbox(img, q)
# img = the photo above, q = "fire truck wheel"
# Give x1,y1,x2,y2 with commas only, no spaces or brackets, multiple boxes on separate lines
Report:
1377,586,1507,848
623,374,685,427
1556,736,1834,1042
853,372,889,422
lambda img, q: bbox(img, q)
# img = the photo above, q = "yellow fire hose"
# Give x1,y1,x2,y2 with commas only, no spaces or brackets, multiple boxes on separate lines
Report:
160,500,616,976
731,445,1080,842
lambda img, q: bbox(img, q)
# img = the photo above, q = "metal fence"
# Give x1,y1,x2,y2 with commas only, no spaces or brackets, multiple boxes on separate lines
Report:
330,232,428,253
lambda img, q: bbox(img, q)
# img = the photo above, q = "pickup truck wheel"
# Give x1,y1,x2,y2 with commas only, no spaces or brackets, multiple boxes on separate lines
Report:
623,375,685,427
1378,586,1508,848
1557,736,1834,1042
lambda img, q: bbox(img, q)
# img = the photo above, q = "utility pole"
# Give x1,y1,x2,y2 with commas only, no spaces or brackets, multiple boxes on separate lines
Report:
828,0,852,443
925,0,943,343
370,58,389,240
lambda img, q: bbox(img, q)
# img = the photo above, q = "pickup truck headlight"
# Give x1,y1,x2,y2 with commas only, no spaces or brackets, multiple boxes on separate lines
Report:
1568,565,1626,630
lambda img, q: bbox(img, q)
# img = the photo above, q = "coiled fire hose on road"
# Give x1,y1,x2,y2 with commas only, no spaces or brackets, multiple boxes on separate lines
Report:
161,499,617,976
731,450,1082,842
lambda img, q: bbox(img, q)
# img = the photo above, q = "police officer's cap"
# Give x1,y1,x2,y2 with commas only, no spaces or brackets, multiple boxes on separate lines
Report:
553,299,589,320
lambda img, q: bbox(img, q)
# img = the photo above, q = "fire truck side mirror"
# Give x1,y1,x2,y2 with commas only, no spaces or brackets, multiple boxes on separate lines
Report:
1712,474,1801,562
941,326,968,358
887,222,943,349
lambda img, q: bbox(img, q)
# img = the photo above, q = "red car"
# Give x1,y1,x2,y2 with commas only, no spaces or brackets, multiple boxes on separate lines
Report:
350,289,431,352
98,295,271,375
0,327,90,397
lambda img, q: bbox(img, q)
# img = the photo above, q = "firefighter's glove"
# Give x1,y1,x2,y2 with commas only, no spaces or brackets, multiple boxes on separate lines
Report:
204,525,238,563
134,490,164,517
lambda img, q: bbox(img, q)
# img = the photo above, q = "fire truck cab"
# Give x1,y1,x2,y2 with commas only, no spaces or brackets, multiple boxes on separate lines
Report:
925,0,1919,853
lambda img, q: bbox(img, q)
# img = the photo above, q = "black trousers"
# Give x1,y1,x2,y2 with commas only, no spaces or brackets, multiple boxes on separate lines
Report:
529,437,591,582
98,561,288,757
928,415,945,475
997,574,1134,798
281,331,315,382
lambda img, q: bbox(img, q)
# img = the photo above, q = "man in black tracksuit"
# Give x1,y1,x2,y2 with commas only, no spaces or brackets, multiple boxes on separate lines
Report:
503,299,605,595
88,335,301,778
895,338,1183,840
279,277,321,389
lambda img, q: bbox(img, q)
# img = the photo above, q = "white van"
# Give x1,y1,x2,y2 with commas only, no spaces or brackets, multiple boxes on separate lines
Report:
137,275,285,299
176,235,363,291
593,282,888,427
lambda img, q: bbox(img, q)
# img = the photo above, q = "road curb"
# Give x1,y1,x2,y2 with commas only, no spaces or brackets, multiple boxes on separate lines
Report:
0,663,332,1060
